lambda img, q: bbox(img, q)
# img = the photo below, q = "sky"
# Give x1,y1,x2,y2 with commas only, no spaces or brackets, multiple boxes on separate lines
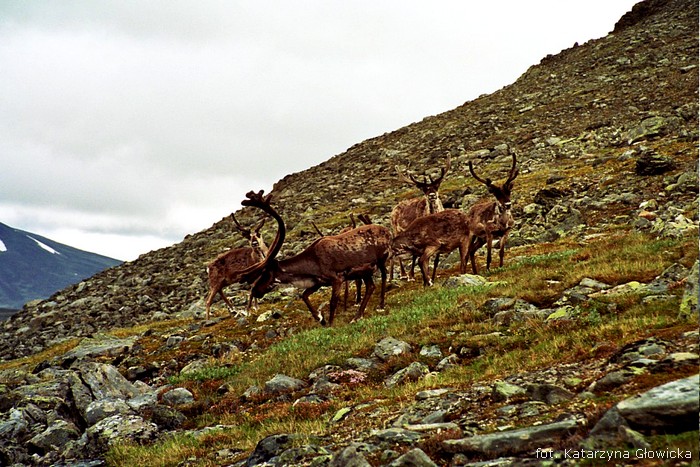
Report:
0,1,640,261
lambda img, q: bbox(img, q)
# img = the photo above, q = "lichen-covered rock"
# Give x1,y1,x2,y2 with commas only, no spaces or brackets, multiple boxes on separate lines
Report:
679,260,699,320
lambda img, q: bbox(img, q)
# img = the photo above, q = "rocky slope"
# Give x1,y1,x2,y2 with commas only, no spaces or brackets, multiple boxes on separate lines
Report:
0,0,698,465
0,0,697,363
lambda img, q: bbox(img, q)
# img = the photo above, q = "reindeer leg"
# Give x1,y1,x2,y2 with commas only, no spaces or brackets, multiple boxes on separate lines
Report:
398,255,408,280
408,255,417,281
204,286,218,320
431,253,441,284
378,257,388,310
343,280,349,311
420,246,439,287
470,236,486,275
486,234,494,271
499,231,510,268
353,274,375,323
328,280,343,326
355,279,362,305
301,284,325,325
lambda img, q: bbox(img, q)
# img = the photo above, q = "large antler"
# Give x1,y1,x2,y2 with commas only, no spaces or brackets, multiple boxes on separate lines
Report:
238,190,285,283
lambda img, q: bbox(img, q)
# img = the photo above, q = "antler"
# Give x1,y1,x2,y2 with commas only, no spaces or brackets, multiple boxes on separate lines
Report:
505,151,519,187
429,154,451,185
230,213,251,237
468,160,493,187
238,190,286,283
395,164,416,185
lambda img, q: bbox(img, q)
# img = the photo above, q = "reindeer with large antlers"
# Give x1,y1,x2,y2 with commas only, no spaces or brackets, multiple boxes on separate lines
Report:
392,209,471,287
465,151,519,274
239,191,391,326
390,155,451,280
204,214,268,320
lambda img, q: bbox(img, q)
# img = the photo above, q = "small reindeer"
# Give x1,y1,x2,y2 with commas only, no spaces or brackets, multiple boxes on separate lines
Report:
240,191,391,326
204,214,267,319
391,155,451,280
392,209,471,287
465,151,519,273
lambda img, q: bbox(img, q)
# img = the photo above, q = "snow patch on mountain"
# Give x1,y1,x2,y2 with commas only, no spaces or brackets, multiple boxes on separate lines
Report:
26,235,60,255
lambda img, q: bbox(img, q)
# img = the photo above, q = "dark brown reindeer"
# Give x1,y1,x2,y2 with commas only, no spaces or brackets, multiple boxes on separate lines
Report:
240,190,391,326
390,155,451,280
392,209,471,287
311,213,374,309
465,151,519,274
204,214,268,319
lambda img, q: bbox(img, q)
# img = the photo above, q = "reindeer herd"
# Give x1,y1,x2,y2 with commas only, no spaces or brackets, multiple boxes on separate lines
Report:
205,151,519,326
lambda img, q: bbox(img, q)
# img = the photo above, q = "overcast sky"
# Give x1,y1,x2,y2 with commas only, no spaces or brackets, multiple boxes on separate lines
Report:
0,1,640,261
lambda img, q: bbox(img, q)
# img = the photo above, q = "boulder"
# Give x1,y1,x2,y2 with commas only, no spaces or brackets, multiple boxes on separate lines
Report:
617,374,699,432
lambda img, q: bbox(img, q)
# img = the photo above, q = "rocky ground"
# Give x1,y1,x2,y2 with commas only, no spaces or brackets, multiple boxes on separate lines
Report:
0,0,698,465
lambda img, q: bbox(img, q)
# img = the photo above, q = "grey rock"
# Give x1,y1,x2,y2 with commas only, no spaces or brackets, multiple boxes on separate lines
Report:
60,335,138,362
415,388,451,400
374,337,412,362
617,374,699,432
246,434,297,466
679,260,699,320
329,444,371,467
419,345,443,359
264,374,307,395
443,418,579,456
85,399,135,426
385,362,429,388
372,427,423,444
436,354,459,371
150,404,186,430
443,274,488,288
161,387,195,406
492,381,526,402
85,414,159,454
387,448,438,467
76,362,143,402
27,419,80,455
525,383,575,405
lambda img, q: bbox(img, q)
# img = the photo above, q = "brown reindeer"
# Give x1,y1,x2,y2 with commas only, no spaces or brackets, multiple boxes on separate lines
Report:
392,209,471,287
465,151,519,273
240,191,391,326
390,155,451,280
204,214,267,319
311,213,374,309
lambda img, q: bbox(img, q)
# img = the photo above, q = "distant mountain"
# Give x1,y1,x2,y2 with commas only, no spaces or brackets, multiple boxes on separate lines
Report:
0,222,122,312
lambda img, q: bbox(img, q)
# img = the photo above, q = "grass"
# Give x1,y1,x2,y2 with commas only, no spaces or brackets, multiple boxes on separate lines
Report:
91,230,700,465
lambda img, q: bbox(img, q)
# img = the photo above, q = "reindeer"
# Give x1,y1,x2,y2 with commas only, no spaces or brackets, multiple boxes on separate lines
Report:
204,214,267,319
465,151,519,274
239,190,391,326
311,213,374,309
392,209,471,287
390,155,451,280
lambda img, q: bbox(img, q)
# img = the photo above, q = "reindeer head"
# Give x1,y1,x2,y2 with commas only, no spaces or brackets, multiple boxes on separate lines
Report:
396,154,451,214
231,213,266,250
468,151,519,214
